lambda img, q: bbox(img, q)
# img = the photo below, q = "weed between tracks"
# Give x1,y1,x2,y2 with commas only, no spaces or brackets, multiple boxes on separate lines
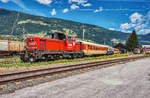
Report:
0,54,144,68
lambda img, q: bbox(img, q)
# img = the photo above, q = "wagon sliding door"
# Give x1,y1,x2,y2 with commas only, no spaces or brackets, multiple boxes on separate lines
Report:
40,39,46,50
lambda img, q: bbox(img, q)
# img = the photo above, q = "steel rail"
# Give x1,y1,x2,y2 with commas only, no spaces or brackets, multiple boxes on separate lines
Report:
0,56,142,77
0,56,148,85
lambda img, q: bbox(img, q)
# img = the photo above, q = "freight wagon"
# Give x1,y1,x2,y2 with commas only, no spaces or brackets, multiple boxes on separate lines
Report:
0,40,25,57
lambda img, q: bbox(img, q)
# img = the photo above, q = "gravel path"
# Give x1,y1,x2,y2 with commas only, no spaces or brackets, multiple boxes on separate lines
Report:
1,58,150,98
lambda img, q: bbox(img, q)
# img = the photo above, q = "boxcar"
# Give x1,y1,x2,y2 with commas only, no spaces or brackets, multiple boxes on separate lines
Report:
0,40,25,57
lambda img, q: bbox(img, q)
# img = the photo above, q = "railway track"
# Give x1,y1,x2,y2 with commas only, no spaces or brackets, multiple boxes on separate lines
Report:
0,61,14,65
0,55,148,85
0,56,19,65
0,54,13,59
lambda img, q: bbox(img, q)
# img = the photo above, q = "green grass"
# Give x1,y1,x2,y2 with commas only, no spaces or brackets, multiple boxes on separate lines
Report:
0,56,20,62
0,54,144,68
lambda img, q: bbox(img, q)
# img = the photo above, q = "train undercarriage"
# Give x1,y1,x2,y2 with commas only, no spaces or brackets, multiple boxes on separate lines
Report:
20,50,84,63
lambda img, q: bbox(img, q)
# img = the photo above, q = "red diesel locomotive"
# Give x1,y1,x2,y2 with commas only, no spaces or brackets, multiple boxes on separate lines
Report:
20,32,120,62
20,32,83,62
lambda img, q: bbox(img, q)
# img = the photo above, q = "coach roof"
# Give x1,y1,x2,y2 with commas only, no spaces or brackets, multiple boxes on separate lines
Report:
80,41,109,48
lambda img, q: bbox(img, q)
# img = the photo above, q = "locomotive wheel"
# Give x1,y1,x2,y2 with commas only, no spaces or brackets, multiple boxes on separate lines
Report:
20,54,28,62
20,57,28,62
70,55,74,59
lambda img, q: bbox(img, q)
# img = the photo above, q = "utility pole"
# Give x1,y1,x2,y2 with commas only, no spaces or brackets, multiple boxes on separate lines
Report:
111,41,113,46
82,24,85,40
104,38,106,45
22,28,25,40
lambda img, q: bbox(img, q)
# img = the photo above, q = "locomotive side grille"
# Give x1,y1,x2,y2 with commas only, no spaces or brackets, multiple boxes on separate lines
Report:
40,39,46,50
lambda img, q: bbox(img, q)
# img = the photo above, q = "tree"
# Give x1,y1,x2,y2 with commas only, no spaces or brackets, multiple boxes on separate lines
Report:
126,30,139,52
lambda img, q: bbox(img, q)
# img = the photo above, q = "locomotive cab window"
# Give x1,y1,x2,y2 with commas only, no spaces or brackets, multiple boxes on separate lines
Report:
49,32,66,41
57,33,66,41
67,36,73,42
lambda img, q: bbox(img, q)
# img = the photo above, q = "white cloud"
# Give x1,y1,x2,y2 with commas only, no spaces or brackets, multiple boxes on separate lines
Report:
70,4,79,10
0,0,9,3
109,28,115,31
120,12,143,31
78,8,93,11
138,29,150,34
102,8,143,12
94,9,99,13
94,7,103,13
51,9,56,16
130,12,143,23
82,3,91,7
121,30,132,33
69,0,87,4
36,0,52,5
120,23,132,30
63,8,69,13
69,0,91,8
97,0,150,3
11,0,30,11
120,12,150,34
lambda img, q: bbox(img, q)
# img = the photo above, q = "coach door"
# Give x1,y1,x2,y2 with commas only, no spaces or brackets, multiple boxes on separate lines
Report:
40,39,46,50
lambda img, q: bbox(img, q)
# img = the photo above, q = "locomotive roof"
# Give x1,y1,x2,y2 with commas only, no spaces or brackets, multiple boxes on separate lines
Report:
27,36,54,40
80,41,110,48
51,32,76,37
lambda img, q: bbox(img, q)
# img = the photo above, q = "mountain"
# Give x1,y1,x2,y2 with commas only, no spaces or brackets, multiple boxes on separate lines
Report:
0,8,150,46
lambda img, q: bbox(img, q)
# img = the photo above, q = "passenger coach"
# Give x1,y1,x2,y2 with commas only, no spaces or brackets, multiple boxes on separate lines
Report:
80,41,108,56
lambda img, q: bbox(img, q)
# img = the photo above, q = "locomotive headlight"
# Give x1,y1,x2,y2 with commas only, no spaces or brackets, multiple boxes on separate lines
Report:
30,38,33,41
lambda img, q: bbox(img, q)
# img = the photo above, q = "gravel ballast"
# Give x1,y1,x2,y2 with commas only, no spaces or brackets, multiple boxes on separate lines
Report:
1,57,150,98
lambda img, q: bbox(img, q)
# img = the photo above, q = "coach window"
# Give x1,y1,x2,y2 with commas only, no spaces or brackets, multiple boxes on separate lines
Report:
50,33,58,39
86,45,88,50
90,46,92,50
88,45,90,50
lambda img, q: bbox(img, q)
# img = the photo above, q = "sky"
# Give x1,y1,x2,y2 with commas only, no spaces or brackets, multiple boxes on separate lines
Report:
0,0,150,34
